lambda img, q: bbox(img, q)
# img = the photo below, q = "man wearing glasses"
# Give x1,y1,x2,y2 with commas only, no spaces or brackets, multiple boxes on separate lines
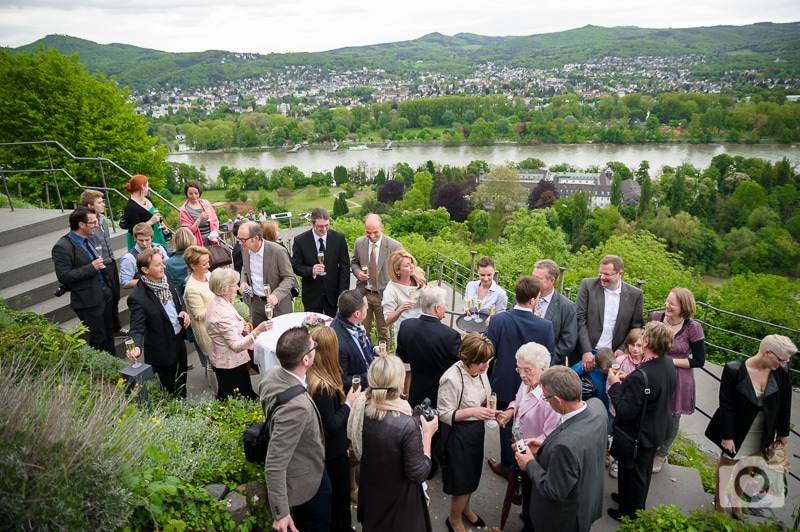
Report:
51,207,115,354
291,207,349,316
574,254,643,371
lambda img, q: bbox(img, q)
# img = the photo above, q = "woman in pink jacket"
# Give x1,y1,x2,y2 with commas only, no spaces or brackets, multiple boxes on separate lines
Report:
179,180,219,247
205,267,272,400
498,342,559,532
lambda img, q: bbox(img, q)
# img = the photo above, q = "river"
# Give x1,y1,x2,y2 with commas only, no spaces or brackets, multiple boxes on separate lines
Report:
167,143,799,178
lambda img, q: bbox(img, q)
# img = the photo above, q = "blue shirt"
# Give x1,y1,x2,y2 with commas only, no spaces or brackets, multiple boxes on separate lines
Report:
571,361,610,407
68,231,105,286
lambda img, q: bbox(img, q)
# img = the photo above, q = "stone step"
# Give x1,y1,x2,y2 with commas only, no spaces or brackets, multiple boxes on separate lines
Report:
0,208,69,247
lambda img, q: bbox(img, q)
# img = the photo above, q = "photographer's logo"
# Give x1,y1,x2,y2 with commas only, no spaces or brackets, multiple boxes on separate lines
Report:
718,455,787,509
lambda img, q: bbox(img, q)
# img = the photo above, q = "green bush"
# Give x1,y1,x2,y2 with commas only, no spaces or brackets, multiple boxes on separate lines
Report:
616,504,783,531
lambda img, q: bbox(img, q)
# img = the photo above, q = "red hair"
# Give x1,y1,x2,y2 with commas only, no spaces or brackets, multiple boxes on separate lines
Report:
124,174,148,194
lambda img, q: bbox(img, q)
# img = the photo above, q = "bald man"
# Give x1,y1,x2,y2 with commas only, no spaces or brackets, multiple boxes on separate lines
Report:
350,214,403,347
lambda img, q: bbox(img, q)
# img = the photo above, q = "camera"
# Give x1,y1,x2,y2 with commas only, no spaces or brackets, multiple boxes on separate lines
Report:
161,224,174,241
515,439,527,454
53,284,70,297
413,398,438,422
718,457,786,509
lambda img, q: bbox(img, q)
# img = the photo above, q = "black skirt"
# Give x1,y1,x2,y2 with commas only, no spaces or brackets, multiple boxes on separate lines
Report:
442,420,485,496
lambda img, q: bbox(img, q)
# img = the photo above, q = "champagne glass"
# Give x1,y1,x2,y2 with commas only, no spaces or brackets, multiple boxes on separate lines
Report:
379,341,387,356
264,285,271,298
127,339,141,368
361,265,369,279
465,297,475,316
611,363,620,375
489,304,496,316
408,289,416,304
94,245,106,268
264,304,274,320
487,392,498,428
351,376,361,392
317,251,326,276
474,298,484,322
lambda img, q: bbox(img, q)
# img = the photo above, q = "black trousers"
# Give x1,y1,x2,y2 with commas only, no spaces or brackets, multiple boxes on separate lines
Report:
74,286,115,354
151,337,188,398
105,260,122,331
617,445,658,517
214,363,257,401
326,452,352,532
497,400,514,471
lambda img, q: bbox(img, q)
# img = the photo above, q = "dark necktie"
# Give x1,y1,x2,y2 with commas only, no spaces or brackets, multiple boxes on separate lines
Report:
368,243,377,287
318,237,325,254
82,238,106,286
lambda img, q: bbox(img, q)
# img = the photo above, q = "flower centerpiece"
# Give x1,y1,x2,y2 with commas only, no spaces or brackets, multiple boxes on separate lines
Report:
302,314,327,331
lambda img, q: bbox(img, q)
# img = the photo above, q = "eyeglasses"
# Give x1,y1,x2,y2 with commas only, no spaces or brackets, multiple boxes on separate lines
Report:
598,270,618,278
515,366,536,375
237,236,255,243
542,394,557,402
313,223,330,230
83,220,99,225
768,350,792,365
304,341,318,357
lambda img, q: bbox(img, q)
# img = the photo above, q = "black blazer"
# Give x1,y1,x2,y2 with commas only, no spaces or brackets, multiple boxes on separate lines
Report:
396,314,461,408
705,359,792,456
127,275,186,366
608,355,677,448
51,234,107,310
332,314,375,391
291,228,350,311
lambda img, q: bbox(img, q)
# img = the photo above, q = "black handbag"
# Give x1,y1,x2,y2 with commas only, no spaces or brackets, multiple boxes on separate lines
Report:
243,385,306,463
610,370,649,468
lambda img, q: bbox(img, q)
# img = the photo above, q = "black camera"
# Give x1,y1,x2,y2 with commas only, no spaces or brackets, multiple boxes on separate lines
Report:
413,398,438,421
53,284,70,297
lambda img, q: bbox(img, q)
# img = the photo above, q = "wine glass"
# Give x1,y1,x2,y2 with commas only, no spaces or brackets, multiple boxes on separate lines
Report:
317,251,326,276
473,298,484,322
408,289,416,304
378,341,387,356
265,285,271,298
487,392,498,428
94,245,106,268
127,338,141,368
489,304,496,316
264,304,274,321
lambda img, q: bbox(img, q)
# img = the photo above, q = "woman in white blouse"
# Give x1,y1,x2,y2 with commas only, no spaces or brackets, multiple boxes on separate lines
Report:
463,256,508,318
382,250,426,339
182,245,213,370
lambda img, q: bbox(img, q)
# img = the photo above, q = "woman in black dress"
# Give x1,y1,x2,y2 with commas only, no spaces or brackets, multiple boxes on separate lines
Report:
123,174,167,250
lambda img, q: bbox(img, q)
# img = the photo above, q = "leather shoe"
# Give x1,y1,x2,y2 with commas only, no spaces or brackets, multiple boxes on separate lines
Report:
114,328,130,337
607,508,632,521
610,492,621,504
487,457,507,477
462,512,485,527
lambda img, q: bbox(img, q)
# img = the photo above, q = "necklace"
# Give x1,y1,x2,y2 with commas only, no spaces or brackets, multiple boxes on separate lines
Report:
665,316,684,327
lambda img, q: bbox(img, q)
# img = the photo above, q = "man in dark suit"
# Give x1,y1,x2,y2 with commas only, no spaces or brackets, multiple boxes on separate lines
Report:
126,248,191,398
486,276,556,475
396,285,461,407
238,221,296,325
51,207,115,354
574,254,643,371
292,207,349,316
533,259,577,366
332,289,382,391
606,321,677,521
350,214,403,347
515,366,606,532
259,327,330,532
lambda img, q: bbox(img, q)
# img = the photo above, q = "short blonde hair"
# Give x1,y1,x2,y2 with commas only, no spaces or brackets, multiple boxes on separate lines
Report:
759,335,797,359
172,227,195,252
79,189,103,207
459,332,495,365
183,245,210,268
133,222,154,238
365,355,406,420
208,267,240,296
386,250,418,283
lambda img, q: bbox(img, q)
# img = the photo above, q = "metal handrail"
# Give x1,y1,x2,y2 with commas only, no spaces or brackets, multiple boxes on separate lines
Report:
0,140,178,226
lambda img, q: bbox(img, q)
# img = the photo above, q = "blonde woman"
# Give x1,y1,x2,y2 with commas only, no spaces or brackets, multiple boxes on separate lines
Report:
183,245,213,370
347,355,438,532
382,250,426,338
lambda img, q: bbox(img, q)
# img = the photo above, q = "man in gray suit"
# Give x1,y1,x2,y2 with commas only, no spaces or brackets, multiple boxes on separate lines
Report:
533,259,577,366
238,221,296,326
516,366,606,532
574,254,643,371
259,327,330,532
350,214,403,347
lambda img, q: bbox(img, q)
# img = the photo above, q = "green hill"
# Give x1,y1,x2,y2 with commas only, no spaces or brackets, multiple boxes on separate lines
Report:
16,22,800,90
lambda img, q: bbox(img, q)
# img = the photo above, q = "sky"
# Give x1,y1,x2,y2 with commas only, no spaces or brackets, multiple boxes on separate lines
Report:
1,0,799,55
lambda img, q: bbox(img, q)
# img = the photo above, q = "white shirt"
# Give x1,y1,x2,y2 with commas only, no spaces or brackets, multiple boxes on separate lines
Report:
596,284,621,349
282,368,308,389
314,230,328,253
247,240,267,297
559,401,588,425
536,291,552,318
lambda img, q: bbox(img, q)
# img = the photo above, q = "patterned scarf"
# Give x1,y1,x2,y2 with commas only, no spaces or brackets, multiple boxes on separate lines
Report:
347,393,411,461
140,274,172,303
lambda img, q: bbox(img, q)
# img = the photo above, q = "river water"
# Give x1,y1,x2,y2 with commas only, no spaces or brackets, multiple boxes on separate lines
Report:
167,143,799,178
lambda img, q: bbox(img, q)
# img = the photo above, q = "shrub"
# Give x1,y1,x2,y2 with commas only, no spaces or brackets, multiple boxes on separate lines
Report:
616,504,782,531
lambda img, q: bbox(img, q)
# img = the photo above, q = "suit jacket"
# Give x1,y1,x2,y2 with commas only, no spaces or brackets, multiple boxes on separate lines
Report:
608,355,677,449
204,295,255,369
350,234,403,292
259,366,324,521
575,277,643,355
332,313,376,390
241,239,296,316
51,234,107,310
127,275,186,366
526,398,607,532
508,384,560,441
543,290,578,366
487,309,556,403
292,228,350,311
396,314,461,408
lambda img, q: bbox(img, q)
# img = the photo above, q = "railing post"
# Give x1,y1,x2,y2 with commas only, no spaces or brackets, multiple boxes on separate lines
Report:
558,266,566,294
437,259,444,287
565,287,572,300
45,182,50,206
98,160,116,232
45,143,64,212
636,280,645,290
450,266,458,328
517,269,523,280
469,251,477,282
0,169,13,211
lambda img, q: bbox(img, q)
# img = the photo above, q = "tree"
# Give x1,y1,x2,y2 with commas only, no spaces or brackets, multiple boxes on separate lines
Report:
610,174,622,207
467,120,496,146
0,47,166,203
638,175,652,219
468,210,490,240
411,171,433,208
333,192,349,218
471,167,527,214
333,165,349,185
432,182,471,222
377,180,404,205
517,157,547,170
527,181,558,210
276,187,292,206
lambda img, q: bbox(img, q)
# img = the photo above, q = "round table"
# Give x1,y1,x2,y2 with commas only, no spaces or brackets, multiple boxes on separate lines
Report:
253,312,333,370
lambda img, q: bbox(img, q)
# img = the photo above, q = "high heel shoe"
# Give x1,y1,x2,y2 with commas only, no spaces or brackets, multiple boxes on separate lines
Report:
446,517,455,532
462,512,486,527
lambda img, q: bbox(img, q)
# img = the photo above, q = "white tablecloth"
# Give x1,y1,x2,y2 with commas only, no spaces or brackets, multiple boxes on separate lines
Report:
253,312,333,370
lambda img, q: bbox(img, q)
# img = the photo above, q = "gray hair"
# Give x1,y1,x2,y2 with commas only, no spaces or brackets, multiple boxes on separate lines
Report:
539,366,582,402
420,285,446,314
208,267,241,296
515,342,551,369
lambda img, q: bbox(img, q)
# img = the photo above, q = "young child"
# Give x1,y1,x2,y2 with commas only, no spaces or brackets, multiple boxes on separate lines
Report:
607,328,645,478
571,347,615,407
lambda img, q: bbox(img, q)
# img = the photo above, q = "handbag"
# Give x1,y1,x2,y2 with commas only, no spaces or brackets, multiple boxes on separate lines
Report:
208,240,233,269
763,441,791,473
434,367,465,468
610,370,649,468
